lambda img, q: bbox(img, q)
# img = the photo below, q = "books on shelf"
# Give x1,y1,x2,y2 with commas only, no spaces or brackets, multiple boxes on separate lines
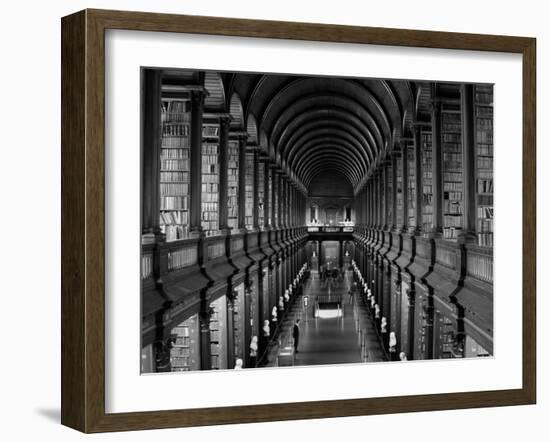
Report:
159,98,191,243
245,152,254,229
170,314,199,372
227,141,239,230
475,84,494,247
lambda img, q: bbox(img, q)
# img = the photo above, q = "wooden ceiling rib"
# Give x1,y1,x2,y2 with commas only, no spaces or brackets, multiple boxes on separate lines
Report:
211,71,420,195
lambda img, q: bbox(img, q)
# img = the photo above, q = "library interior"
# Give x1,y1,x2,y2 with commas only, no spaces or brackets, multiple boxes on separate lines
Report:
141,69,494,373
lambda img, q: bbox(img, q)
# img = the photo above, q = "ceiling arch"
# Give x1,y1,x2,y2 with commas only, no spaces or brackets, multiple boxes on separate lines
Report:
225,73,417,195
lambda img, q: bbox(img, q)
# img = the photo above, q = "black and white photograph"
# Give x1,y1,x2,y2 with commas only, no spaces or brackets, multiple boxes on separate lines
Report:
140,69,494,373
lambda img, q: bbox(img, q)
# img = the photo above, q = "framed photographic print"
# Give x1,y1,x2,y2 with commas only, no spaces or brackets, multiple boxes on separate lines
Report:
61,9,536,433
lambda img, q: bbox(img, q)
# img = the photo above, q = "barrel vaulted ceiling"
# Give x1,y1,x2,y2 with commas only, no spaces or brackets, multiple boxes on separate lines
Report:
197,71,433,196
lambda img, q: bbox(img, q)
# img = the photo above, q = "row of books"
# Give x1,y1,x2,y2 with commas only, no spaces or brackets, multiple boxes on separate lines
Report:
444,160,463,170
443,133,461,143
202,164,218,175
475,92,493,104
478,170,493,179
477,117,493,129
478,232,494,247
202,143,218,154
202,191,218,202
162,136,190,148
202,183,219,194
160,196,189,210
162,123,190,137
160,149,189,159
161,171,189,183
202,125,220,138
163,100,190,116
477,179,494,193
227,196,238,207
444,181,463,192
444,200,463,214
476,105,493,118
202,206,219,218
477,157,494,169
477,144,493,156
201,154,218,164
162,224,188,242
444,172,462,182
160,210,188,226
478,218,494,232
478,206,494,219
476,131,493,144
443,226,462,239
442,142,462,153
162,159,189,171
160,183,189,195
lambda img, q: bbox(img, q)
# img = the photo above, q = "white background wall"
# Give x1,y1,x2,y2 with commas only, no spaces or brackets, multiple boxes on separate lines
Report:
0,0,547,439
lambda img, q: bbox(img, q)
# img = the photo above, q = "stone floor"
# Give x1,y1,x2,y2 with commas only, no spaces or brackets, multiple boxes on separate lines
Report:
263,271,385,367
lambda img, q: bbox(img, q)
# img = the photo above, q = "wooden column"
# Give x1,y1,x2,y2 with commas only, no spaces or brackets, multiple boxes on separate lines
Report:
383,160,389,230
141,69,162,235
431,99,443,234
199,308,212,370
391,150,398,230
263,159,270,229
189,88,206,233
218,117,230,231
238,134,248,230
401,139,409,232
253,149,259,230
461,84,477,237
413,125,423,233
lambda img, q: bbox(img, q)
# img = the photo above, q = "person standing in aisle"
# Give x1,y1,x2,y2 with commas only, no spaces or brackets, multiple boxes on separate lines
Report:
293,319,301,353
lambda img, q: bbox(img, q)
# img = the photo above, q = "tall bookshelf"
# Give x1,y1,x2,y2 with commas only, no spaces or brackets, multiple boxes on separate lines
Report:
474,85,494,247
232,284,246,364
267,166,273,226
421,130,433,232
209,296,228,370
387,161,393,227
227,139,239,231
407,144,416,227
201,122,220,235
245,152,254,230
160,98,191,242
258,162,265,228
441,103,464,240
169,313,200,371
395,154,403,227
273,174,279,226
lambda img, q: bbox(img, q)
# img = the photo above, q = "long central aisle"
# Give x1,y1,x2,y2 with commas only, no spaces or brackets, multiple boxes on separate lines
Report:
294,272,363,366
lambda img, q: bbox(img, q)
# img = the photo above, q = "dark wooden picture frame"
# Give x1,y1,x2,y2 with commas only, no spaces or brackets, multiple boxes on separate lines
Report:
61,8,536,433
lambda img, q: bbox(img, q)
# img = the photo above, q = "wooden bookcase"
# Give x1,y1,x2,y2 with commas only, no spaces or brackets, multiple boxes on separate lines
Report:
267,166,273,226
395,154,403,226
407,144,416,227
159,98,191,242
232,284,246,364
227,139,239,231
421,130,433,232
201,122,220,235
474,85,494,247
169,313,200,371
258,162,265,228
209,296,228,370
441,103,464,240
387,160,393,226
245,152,254,230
